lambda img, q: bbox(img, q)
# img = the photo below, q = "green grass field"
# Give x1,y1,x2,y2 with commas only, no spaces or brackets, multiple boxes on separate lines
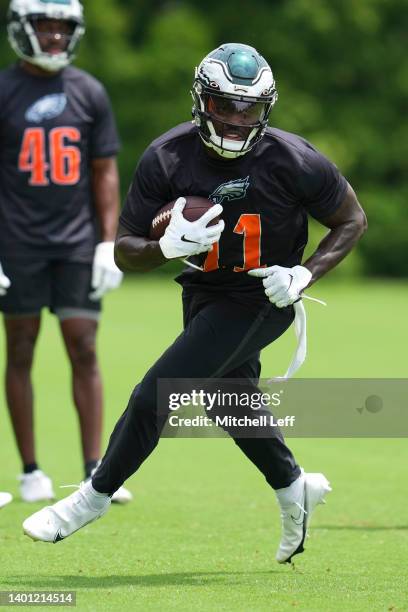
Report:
0,276,407,611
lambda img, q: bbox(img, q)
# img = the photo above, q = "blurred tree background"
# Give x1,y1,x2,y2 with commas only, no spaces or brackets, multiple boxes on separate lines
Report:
0,0,406,276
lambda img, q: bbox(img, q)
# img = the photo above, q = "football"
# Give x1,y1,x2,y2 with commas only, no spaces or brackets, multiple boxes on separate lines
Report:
149,196,218,241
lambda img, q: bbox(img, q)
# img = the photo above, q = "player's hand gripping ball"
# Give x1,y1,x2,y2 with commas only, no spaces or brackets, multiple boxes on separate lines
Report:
153,196,224,260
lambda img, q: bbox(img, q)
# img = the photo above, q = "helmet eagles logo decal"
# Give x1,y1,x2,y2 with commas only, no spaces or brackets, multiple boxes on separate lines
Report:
25,94,67,123
210,176,250,205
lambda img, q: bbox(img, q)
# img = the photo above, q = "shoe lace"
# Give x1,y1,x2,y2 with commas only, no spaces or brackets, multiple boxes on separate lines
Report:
60,481,87,490
59,482,110,510
56,482,95,514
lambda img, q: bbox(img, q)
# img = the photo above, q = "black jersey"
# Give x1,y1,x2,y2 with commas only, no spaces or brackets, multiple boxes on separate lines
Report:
0,64,120,261
121,122,348,304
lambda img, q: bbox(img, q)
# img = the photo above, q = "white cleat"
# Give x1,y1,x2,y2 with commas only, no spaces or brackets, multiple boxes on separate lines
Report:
22,481,111,543
19,470,55,503
276,472,331,564
0,492,13,509
111,486,133,504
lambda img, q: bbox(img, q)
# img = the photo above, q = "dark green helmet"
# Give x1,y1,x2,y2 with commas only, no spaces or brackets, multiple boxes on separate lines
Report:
7,0,85,72
192,43,277,158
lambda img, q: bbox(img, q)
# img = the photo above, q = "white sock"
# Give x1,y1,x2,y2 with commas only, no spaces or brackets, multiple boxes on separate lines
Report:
83,480,109,508
275,470,304,508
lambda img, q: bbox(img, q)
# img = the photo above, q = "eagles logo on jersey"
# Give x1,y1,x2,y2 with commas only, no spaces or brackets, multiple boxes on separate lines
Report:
25,93,67,122
210,177,250,205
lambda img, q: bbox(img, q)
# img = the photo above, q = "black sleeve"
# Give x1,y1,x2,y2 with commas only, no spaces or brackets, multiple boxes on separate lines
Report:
119,146,171,236
298,146,348,220
89,82,120,159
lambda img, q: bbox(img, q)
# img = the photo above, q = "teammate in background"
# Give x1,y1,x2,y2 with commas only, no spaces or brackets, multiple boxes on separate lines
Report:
0,0,131,504
23,44,366,562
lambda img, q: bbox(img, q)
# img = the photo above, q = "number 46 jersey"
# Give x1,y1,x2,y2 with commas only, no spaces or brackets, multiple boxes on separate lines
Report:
0,64,120,261
121,122,348,305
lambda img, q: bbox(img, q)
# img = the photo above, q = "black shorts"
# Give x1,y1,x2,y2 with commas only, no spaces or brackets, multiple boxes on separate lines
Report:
0,258,101,317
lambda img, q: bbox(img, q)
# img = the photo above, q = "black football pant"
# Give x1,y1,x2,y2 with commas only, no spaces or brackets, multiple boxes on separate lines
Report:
92,292,301,495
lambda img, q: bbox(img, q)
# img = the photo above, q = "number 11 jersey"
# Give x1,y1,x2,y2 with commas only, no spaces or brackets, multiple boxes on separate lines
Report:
121,121,348,305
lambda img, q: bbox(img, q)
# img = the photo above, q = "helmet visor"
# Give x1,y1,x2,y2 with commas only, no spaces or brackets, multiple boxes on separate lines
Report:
205,94,267,142
207,95,266,126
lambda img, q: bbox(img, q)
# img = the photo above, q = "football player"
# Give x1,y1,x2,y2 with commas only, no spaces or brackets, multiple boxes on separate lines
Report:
23,44,367,563
0,0,131,503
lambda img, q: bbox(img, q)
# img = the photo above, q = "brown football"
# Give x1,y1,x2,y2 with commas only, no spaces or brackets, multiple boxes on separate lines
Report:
149,196,219,241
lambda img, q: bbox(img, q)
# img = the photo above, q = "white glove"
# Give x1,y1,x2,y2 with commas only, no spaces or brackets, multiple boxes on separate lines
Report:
248,265,312,308
159,197,224,260
0,262,11,296
89,241,124,301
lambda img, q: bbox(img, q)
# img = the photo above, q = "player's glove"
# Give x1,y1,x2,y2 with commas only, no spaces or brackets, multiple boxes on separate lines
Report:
248,265,312,308
0,261,11,296
89,241,124,301
159,197,224,260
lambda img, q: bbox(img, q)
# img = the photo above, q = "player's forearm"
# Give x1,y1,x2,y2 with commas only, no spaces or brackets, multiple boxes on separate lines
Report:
303,215,367,285
302,183,368,286
114,235,166,272
91,158,120,242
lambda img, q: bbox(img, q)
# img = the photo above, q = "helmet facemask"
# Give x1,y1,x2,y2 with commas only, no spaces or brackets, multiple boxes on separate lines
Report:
193,84,273,159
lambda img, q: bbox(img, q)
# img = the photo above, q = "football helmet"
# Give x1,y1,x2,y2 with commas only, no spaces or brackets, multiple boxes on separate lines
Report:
192,43,278,159
7,0,85,72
